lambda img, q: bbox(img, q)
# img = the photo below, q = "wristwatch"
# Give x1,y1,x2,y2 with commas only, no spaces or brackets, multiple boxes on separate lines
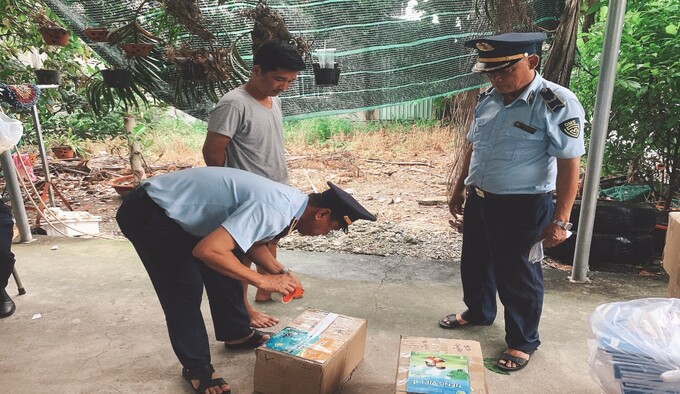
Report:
278,268,292,275
551,219,573,231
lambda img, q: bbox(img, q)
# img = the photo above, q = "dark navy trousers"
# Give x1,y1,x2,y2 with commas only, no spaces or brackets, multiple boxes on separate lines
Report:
116,187,251,371
0,201,16,289
460,187,553,353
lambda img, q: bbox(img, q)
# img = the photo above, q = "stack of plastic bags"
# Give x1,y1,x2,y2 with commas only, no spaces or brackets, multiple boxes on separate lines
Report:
589,298,680,394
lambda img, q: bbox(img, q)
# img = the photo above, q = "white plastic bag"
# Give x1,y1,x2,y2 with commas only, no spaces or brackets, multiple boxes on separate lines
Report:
588,298,680,393
0,113,23,152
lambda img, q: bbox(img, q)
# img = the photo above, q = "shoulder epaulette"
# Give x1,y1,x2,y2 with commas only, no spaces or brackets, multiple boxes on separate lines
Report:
527,91,535,106
477,86,493,102
539,88,565,112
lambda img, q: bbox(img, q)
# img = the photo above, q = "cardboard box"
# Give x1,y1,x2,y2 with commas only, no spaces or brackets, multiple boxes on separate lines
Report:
663,212,680,297
254,308,367,394
395,336,488,394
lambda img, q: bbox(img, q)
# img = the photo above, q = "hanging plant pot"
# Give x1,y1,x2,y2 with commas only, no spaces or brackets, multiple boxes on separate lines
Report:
34,69,62,85
38,27,71,46
119,43,155,57
83,28,110,42
312,63,341,86
101,69,132,89
51,145,75,159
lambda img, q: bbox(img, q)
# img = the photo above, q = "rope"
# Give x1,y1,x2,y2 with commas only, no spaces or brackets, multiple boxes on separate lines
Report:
10,144,118,240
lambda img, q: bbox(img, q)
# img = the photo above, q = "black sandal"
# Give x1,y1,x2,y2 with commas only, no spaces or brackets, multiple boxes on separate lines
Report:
223,329,272,350
182,364,230,393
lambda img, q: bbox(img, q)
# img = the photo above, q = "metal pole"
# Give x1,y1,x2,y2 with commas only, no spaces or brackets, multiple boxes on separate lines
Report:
0,150,32,242
570,0,627,282
30,103,55,206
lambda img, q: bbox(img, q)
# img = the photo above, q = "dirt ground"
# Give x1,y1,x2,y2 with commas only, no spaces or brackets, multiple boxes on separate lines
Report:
12,130,670,279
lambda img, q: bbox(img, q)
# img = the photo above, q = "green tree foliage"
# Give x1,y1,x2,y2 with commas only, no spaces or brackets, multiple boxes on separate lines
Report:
0,0,140,142
572,0,680,208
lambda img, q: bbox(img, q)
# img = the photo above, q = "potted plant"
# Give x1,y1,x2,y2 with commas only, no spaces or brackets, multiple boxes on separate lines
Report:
105,1,161,58
165,44,249,105
44,130,88,159
34,48,65,85
31,8,71,47
237,0,311,57
85,58,163,117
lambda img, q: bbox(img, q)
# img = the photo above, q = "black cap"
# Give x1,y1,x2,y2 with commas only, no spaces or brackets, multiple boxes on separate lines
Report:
464,32,546,73
320,181,377,232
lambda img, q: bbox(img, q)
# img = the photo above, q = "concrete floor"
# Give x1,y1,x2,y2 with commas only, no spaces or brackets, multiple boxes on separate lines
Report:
1,236,669,393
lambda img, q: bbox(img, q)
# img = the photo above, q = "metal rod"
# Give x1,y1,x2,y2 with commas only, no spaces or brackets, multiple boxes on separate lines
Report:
571,0,628,282
30,104,55,206
0,150,32,242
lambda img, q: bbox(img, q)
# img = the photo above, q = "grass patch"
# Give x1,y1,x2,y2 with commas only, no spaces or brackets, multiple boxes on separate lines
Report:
76,111,464,167
285,117,462,160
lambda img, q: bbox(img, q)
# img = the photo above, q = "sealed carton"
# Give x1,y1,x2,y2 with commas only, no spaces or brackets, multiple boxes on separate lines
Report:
663,212,680,297
395,336,488,394
254,308,367,394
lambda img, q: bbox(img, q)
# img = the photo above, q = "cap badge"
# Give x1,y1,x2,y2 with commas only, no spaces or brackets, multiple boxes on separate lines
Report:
476,42,494,51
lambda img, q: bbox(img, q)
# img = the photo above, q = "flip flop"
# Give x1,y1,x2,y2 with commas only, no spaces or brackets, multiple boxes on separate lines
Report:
224,329,272,350
439,313,467,329
181,364,231,394
496,351,534,372
438,313,493,329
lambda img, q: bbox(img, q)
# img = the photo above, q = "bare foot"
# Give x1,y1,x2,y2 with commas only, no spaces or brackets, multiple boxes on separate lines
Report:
497,348,531,369
248,308,279,328
453,314,468,325
255,289,272,303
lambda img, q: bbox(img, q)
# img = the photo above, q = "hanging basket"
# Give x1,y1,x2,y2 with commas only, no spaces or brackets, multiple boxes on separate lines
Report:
83,28,110,42
312,63,341,86
38,27,71,46
101,69,132,89
34,69,62,85
119,43,155,57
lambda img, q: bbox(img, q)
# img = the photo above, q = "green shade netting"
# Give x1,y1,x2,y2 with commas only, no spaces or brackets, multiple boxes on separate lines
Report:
600,185,653,203
43,0,564,120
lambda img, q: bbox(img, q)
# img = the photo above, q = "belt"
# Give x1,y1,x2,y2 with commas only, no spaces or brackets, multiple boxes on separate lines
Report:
470,186,552,201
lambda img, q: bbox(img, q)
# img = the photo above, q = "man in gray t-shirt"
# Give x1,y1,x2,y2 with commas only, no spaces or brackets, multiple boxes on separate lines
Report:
203,40,305,329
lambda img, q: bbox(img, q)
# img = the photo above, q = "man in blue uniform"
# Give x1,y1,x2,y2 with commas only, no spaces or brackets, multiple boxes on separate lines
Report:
0,200,16,318
116,167,376,393
438,33,585,371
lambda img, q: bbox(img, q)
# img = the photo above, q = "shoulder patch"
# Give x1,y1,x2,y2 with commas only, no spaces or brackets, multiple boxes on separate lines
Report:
559,118,581,138
539,88,565,112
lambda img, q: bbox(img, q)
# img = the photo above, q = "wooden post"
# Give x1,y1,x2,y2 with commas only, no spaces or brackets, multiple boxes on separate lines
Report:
124,115,145,184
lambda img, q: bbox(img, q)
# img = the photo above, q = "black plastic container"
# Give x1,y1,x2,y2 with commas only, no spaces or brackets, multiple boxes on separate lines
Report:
312,63,340,86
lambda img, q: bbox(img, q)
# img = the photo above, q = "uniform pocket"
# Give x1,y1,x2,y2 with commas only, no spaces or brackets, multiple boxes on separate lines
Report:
503,124,547,160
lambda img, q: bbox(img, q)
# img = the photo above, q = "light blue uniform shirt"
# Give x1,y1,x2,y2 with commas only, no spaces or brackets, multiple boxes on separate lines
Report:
466,73,585,194
141,167,308,252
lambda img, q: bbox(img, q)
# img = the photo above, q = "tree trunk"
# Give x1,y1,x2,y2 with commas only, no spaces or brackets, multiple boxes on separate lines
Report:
582,0,599,37
446,89,478,200
543,0,580,87
124,116,145,185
